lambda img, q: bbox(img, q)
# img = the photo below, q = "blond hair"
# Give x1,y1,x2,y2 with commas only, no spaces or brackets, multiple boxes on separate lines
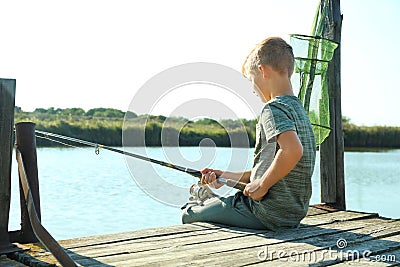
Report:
242,37,294,78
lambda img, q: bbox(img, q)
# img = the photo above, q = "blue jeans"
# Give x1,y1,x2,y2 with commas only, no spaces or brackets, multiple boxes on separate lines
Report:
182,192,267,229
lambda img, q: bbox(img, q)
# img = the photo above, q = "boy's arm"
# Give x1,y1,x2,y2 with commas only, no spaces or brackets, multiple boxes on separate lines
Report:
244,130,303,201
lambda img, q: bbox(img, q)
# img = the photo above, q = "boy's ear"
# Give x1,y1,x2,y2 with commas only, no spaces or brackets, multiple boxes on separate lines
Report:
258,65,271,79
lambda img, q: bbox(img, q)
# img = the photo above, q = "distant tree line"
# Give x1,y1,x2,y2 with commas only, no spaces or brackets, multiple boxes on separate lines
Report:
14,107,400,149
30,107,127,118
342,117,400,149
14,107,255,147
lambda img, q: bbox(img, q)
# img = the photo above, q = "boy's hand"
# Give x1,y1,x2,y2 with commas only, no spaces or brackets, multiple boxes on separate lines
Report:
243,179,268,201
200,168,224,189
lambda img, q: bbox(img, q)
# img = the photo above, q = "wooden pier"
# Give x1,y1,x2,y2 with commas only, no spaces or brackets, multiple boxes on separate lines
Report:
1,1,398,266
2,204,398,266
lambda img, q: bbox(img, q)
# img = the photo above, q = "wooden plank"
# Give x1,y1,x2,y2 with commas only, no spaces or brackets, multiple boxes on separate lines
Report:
0,78,16,249
300,210,378,226
60,222,221,249
0,257,27,267
11,250,64,267
74,218,392,266
306,204,338,216
11,243,60,266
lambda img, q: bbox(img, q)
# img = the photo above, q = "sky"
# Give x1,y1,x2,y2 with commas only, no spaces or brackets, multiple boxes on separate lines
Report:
1,0,399,126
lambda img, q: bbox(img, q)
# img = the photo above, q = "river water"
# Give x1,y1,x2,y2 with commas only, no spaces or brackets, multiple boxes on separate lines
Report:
8,147,400,240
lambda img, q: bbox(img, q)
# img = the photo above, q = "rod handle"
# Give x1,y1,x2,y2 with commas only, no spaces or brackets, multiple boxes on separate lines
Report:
216,177,247,191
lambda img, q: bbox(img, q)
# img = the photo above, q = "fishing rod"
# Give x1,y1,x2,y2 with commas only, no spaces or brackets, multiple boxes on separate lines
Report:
35,130,247,191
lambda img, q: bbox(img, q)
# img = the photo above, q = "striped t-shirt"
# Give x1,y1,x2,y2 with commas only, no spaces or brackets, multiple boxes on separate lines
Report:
249,95,316,230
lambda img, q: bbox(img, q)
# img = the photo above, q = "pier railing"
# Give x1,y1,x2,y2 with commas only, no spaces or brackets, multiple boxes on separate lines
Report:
14,122,77,266
0,79,76,266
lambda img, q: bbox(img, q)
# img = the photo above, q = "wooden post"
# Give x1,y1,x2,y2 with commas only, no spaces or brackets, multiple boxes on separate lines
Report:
15,122,41,243
320,0,346,209
0,79,16,250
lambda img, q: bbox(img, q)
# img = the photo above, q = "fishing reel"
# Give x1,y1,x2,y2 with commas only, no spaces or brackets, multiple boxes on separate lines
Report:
190,183,214,200
181,182,217,209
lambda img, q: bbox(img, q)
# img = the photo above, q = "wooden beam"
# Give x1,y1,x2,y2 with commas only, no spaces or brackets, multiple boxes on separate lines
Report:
0,79,16,249
15,122,41,243
320,0,346,209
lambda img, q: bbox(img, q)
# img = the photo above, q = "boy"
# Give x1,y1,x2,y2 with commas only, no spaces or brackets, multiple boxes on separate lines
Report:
182,37,316,230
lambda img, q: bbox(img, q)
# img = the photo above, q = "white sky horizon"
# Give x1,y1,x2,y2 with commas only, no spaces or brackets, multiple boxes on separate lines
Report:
1,0,399,126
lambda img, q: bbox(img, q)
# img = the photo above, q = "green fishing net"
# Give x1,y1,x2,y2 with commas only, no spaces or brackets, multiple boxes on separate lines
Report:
290,1,338,147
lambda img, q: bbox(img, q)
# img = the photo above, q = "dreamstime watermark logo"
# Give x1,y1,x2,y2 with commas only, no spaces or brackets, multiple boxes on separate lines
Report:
336,238,347,249
257,238,397,263
122,62,268,206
